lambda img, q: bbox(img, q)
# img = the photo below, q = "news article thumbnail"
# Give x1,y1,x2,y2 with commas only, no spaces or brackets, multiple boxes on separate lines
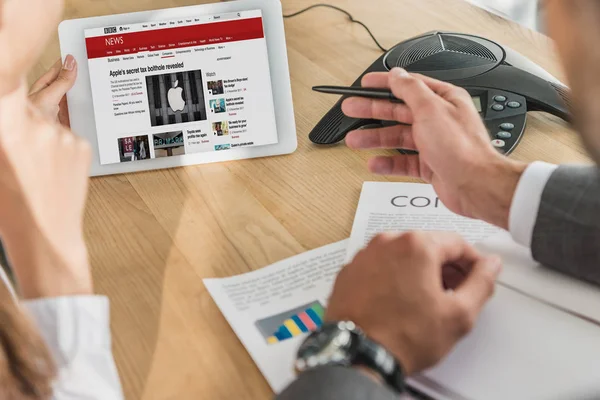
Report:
153,131,185,158
146,70,207,127
118,135,151,162
212,121,229,136
207,80,224,95
209,98,226,114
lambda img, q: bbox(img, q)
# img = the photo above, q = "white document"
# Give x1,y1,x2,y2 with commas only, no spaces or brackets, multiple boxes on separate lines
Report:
346,182,501,262
478,231,600,325
205,182,600,399
412,284,600,400
204,240,348,393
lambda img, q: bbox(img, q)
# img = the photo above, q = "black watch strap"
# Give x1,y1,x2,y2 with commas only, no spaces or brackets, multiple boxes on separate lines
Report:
356,336,406,393
295,321,406,394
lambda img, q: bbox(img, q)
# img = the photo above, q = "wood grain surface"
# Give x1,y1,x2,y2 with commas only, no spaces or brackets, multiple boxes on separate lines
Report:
29,0,590,399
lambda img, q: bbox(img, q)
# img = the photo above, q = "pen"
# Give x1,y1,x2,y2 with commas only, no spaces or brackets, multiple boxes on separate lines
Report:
312,85,418,155
312,85,405,104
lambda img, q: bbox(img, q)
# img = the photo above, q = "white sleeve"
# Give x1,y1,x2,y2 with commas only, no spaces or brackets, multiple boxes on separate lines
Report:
509,161,558,247
23,296,124,400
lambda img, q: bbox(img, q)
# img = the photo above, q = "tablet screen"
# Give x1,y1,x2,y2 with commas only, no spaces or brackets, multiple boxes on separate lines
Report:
84,10,278,165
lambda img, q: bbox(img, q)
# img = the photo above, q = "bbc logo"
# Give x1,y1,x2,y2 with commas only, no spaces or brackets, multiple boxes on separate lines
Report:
104,27,118,34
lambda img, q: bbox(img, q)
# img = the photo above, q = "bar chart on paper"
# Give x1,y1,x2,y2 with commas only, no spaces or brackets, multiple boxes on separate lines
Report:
255,301,325,345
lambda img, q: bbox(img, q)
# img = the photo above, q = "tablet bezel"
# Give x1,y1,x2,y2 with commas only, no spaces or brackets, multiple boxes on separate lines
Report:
59,0,296,176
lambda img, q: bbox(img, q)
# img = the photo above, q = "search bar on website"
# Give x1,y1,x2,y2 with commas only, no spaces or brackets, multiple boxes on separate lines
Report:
211,12,243,22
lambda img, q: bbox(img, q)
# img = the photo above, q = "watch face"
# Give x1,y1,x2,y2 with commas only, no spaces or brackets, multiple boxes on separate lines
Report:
295,322,358,372
295,321,405,394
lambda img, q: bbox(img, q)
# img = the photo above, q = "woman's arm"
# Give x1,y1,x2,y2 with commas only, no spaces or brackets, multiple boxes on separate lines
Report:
24,297,124,400
0,77,125,399
0,1,125,397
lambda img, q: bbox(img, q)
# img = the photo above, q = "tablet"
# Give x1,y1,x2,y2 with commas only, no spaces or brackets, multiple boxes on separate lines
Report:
59,0,296,176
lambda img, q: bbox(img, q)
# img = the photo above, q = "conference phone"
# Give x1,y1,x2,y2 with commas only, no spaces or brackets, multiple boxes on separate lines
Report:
309,32,572,155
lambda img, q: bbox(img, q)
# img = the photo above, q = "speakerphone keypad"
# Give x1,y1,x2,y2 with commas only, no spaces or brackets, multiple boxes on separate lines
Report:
481,90,527,154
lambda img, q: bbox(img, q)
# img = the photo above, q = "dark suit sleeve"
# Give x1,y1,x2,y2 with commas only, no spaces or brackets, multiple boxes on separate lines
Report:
275,366,400,400
532,165,600,285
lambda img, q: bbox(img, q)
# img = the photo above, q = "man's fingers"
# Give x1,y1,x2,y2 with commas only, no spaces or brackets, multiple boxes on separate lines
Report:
345,70,473,123
361,72,390,89
388,68,440,114
442,264,468,291
29,59,61,95
342,97,414,124
453,255,502,321
410,73,474,109
358,71,477,113
362,71,460,97
367,154,422,177
363,71,453,99
346,125,415,150
33,55,78,108
384,232,481,272
426,232,483,266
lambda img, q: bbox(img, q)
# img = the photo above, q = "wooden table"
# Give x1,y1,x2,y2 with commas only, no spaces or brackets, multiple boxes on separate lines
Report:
31,0,589,399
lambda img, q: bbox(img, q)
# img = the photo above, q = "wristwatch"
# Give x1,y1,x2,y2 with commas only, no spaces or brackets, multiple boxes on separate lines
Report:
294,320,406,393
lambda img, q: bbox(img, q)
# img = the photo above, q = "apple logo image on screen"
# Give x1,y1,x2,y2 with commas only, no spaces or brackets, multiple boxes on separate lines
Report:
167,80,186,113
145,72,207,127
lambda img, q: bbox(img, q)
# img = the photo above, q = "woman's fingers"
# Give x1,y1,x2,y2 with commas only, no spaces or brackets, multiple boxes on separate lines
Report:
29,59,62,95
32,56,77,108
29,56,77,125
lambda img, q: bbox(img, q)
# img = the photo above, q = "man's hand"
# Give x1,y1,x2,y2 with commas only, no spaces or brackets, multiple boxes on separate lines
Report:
326,231,502,375
0,83,93,299
29,55,77,127
342,68,528,229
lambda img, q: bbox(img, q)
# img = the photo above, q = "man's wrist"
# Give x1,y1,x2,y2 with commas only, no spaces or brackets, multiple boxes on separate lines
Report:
326,316,416,376
362,326,416,376
464,156,528,230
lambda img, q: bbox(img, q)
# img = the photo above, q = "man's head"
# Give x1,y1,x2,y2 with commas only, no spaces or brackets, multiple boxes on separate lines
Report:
0,0,64,95
546,0,600,163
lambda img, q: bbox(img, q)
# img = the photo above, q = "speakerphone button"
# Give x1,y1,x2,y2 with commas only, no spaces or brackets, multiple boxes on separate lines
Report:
494,95,507,102
497,131,512,139
499,123,515,130
492,139,506,148
507,101,522,108
492,104,505,111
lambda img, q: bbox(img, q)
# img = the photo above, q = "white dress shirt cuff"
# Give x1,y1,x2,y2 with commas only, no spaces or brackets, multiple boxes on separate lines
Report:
509,161,558,247
23,295,124,399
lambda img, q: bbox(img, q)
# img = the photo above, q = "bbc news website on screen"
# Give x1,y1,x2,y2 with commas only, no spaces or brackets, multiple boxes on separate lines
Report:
84,10,278,165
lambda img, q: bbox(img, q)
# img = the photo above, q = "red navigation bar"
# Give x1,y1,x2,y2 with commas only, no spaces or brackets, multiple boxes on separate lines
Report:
85,17,265,59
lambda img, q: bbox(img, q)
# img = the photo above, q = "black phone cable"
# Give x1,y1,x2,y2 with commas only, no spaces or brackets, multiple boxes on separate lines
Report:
283,4,389,53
